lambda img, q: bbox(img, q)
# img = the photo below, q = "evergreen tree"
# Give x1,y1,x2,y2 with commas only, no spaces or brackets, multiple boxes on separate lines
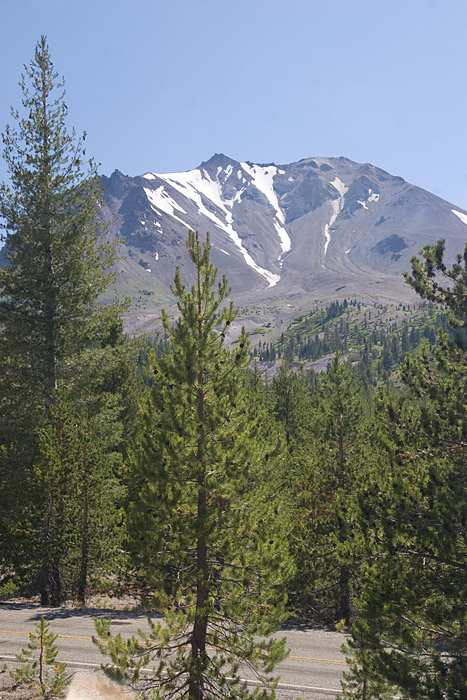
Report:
34,393,126,605
404,238,467,324
0,35,119,408
11,617,71,699
95,232,291,699
293,355,374,624
270,362,312,449
0,36,122,603
343,242,467,698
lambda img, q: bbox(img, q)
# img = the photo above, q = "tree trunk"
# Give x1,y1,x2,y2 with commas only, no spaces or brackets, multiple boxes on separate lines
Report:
337,562,351,625
190,496,209,700
337,411,351,625
40,548,62,606
77,441,89,605
189,262,210,699
43,244,57,411
40,406,63,606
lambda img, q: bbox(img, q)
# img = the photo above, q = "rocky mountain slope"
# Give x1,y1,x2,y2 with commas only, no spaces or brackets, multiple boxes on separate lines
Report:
100,154,467,334
3,154,466,336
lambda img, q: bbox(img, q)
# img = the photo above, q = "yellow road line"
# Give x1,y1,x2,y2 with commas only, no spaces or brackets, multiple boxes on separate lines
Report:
0,629,93,642
0,629,346,665
289,654,346,665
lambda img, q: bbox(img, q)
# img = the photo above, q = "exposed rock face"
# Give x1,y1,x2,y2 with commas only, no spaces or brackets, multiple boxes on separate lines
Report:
100,154,467,318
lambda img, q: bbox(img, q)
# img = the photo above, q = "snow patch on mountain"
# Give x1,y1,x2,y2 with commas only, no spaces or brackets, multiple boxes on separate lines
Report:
216,165,233,182
358,189,379,209
332,177,347,198
144,186,189,229
452,209,467,225
358,189,380,210
152,169,279,287
145,186,187,215
241,163,291,257
322,177,347,267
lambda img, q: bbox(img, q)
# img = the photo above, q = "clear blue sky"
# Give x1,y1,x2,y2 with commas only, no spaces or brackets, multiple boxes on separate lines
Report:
1,0,467,208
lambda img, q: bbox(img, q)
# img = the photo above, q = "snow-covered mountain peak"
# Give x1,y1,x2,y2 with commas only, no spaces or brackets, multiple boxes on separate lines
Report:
99,155,467,331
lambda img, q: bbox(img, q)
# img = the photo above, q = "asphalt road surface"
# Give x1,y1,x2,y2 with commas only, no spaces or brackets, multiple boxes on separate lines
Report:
0,604,348,698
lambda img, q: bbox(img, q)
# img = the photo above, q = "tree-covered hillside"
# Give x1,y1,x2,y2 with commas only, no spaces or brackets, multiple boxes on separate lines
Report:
254,299,462,384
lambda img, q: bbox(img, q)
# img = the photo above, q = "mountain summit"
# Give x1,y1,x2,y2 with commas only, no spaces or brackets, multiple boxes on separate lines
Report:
100,155,467,332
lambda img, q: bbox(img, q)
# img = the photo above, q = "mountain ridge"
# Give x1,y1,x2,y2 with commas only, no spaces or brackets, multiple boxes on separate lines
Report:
98,153,467,334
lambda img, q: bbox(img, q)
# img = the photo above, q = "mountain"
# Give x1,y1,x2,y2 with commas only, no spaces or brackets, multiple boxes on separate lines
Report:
5,154,467,336
100,154,467,335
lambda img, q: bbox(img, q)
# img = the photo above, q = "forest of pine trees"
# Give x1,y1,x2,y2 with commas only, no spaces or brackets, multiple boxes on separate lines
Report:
254,298,456,385
0,38,465,700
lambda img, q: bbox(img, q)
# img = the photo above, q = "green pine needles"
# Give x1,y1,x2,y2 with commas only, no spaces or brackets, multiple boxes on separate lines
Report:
11,617,71,699
0,36,127,605
94,231,292,699
341,241,467,699
292,354,375,625
0,35,120,401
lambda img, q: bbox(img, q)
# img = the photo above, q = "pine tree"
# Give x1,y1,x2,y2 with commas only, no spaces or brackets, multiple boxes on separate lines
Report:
270,362,312,449
343,242,467,698
0,36,122,603
11,617,71,699
404,238,467,324
338,637,395,700
294,355,374,624
0,35,119,407
34,393,126,605
94,232,291,699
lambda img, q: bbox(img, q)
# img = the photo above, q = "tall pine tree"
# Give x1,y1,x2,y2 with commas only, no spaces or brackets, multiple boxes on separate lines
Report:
95,232,291,700
0,35,119,407
342,241,467,698
0,36,122,603
294,355,374,624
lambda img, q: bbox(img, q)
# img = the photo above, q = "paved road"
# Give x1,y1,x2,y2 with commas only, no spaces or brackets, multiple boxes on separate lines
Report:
0,604,348,698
